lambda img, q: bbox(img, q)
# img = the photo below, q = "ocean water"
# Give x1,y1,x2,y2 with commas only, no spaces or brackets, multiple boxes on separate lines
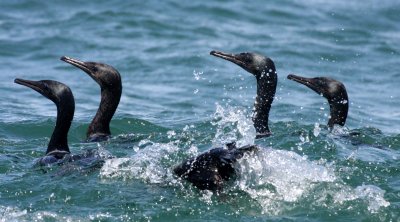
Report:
0,0,399,221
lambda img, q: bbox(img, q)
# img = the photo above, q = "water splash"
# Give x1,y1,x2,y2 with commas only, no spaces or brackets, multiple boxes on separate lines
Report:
334,184,390,213
211,103,256,147
313,123,321,137
100,141,179,184
234,148,336,214
297,132,310,151
0,206,27,222
330,125,350,136
0,204,122,221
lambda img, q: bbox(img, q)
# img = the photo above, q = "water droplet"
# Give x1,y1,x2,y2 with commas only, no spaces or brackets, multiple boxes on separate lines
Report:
193,70,204,80
313,123,321,137
167,130,176,138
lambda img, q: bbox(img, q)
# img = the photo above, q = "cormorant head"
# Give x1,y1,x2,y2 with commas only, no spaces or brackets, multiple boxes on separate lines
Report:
14,78,74,106
287,74,348,127
173,159,191,178
287,74,348,103
210,50,276,78
60,56,121,90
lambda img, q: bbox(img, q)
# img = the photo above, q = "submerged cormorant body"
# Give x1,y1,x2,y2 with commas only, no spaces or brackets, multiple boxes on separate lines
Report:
61,56,122,142
174,144,258,191
174,51,277,191
287,74,348,127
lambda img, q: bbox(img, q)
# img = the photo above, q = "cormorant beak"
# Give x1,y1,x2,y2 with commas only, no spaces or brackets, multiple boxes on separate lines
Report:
60,56,93,76
287,74,312,85
287,74,323,95
210,50,247,68
173,162,190,178
14,78,45,95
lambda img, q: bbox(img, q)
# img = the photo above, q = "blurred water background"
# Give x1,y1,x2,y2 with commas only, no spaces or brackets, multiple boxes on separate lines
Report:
0,0,399,221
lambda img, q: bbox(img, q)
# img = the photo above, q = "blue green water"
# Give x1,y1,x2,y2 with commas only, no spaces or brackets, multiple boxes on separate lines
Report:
1,0,400,221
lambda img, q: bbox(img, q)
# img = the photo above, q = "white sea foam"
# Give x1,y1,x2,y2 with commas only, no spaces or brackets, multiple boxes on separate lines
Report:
0,206,27,222
0,206,78,222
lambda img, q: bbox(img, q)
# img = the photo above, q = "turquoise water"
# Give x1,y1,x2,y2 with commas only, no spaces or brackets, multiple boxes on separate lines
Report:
1,0,400,221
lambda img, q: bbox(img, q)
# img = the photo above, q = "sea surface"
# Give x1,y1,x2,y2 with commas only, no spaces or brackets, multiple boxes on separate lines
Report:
0,0,399,221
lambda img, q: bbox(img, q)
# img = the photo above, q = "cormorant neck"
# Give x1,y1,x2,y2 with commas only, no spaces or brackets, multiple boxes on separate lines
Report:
327,96,348,128
87,86,121,139
253,71,277,138
47,101,74,156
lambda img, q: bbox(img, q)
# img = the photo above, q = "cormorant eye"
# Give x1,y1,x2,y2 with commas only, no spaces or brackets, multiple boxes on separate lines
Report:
239,54,253,63
43,83,50,90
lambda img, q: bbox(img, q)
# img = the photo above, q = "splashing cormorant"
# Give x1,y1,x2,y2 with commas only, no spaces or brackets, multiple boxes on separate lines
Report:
210,50,277,138
173,51,278,191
